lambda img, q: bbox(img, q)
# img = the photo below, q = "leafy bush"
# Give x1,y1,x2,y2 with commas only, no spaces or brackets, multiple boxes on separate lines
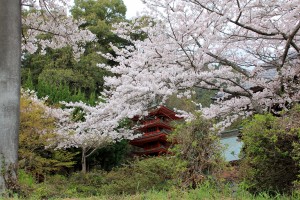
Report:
170,113,225,188
19,94,78,181
17,170,36,198
240,106,300,194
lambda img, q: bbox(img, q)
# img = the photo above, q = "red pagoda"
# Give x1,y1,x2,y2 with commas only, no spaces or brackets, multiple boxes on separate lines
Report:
130,106,181,156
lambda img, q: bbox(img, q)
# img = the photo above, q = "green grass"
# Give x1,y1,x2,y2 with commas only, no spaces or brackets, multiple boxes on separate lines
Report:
59,188,300,200
29,189,300,200
1,157,299,200
1,180,299,200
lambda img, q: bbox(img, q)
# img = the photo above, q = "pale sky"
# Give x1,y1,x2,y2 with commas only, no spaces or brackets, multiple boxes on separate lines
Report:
69,0,146,19
123,0,146,19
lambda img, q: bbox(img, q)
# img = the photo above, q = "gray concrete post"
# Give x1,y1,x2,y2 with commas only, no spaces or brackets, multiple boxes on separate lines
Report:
0,0,21,193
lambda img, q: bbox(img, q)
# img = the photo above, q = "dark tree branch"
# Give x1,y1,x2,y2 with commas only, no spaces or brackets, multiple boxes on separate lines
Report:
190,0,279,36
197,79,251,97
193,37,250,77
280,21,300,68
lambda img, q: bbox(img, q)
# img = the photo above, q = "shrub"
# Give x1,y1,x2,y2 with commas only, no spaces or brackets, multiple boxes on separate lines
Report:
240,107,300,194
17,170,36,198
170,113,225,188
99,156,181,195
19,94,78,181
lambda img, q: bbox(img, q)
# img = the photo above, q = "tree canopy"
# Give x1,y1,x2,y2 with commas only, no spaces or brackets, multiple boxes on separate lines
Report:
78,0,300,131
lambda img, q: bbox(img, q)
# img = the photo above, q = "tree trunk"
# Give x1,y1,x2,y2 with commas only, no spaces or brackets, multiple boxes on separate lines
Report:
81,148,87,174
0,0,21,193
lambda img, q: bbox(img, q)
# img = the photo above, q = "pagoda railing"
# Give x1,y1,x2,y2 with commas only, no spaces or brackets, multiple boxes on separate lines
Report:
144,129,171,136
142,118,167,125
133,144,167,153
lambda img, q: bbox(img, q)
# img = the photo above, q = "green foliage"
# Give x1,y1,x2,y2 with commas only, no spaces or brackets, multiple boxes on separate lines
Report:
71,0,130,70
166,88,215,113
38,68,95,90
15,156,180,199
35,80,93,104
19,95,78,181
170,113,225,188
98,156,180,195
21,51,100,105
14,170,300,199
22,46,101,102
114,185,300,200
23,69,34,90
20,0,130,104
194,88,216,108
68,141,131,174
17,170,36,198
240,107,300,194
87,140,131,171
71,0,127,49
21,47,76,84
166,93,198,113
23,174,71,200
56,156,179,197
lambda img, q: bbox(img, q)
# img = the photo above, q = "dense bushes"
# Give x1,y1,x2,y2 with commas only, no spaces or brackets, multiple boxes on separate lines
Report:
18,161,300,199
98,156,181,195
240,106,300,194
17,156,181,199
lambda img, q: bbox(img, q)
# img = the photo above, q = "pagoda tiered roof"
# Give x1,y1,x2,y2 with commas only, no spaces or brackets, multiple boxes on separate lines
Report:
130,106,181,156
130,130,170,147
132,106,182,122
148,106,182,120
137,118,172,131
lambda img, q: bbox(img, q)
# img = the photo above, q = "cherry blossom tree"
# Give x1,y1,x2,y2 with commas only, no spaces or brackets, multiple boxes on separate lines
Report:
51,100,137,173
36,1,300,169
17,89,137,174
91,0,300,130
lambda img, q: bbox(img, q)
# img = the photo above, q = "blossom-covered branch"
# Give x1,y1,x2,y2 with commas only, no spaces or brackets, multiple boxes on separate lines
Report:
21,0,96,58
